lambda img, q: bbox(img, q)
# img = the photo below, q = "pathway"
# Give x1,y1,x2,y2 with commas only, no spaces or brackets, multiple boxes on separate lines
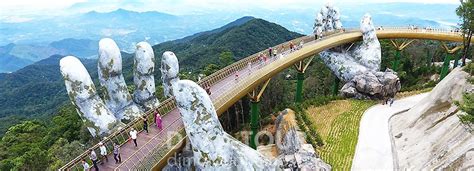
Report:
351,93,428,170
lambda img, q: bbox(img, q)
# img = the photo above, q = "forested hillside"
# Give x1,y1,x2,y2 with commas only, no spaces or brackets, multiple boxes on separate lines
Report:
0,17,303,137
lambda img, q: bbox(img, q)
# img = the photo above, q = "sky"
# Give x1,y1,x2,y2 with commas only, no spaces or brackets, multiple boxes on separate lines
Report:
0,0,460,22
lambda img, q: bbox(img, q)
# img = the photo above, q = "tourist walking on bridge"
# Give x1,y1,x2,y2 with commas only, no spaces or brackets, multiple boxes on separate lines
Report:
142,116,149,134
289,41,295,52
268,47,273,57
82,160,90,171
113,142,122,164
247,61,252,75
89,150,99,171
156,112,163,130
130,128,138,147
98,142,108,163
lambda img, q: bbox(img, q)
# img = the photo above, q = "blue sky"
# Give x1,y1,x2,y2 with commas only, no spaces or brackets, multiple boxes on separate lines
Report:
0,0,459,22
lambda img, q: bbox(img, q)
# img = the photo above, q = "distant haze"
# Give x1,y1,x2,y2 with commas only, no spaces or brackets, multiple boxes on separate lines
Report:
0,0,459,21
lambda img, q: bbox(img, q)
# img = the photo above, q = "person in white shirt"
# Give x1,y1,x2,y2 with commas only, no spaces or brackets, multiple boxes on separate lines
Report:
130,128,138,147
82,160,90,171
98,142,108,163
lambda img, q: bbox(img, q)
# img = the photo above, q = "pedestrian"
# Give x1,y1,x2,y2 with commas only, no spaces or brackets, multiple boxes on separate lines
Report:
235,71,239,81
205,84,211,95
113,142,122,164
98,142,108,163
153,111,158,126
82,159,90,171
273,48,278,58
268,47,273,57
142,116,149,134
299,41,304,50
90,150,99,171
156,113,163,130
247,61,252,75
130,128,138,147
289,41,294,51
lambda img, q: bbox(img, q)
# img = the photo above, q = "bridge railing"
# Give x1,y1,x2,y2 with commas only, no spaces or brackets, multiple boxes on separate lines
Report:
59,97,178,170
376,26,462,35
60,27,458,170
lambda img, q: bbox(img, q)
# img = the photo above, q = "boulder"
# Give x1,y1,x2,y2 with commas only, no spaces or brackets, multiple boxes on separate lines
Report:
341,69,401,99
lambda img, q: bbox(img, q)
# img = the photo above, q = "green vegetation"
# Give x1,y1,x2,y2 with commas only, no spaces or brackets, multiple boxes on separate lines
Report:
0,105,92,170
380,40,442,91
457,63,474,125
303,99,376,170
456,0,474,66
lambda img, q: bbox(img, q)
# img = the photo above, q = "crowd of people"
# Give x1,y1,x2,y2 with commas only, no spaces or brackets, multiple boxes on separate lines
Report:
81,111,164,170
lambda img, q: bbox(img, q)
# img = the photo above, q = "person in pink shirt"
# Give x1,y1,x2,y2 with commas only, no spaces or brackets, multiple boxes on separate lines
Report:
155,112,163,130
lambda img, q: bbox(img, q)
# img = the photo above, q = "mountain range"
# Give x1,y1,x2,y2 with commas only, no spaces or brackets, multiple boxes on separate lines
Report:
0,17,302,137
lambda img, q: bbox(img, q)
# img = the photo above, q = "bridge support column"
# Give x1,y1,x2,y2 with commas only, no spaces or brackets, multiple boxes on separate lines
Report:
293,56,314,103
250,100,260,149
440,42,463,80
454,52,461,68
295,72,304,103
390,39,414,71
247,78,271,149
332,76,340,96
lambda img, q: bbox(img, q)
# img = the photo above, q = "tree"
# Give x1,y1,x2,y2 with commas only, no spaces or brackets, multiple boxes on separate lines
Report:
456,0,474,66
202,64,220,76
219,51,235,68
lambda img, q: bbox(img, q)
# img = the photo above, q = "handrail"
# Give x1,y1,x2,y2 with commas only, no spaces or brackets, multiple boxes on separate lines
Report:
59,27,465,170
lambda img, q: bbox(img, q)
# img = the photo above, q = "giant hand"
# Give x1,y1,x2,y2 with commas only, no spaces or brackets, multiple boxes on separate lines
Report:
314,4,400,99
60,38,160,137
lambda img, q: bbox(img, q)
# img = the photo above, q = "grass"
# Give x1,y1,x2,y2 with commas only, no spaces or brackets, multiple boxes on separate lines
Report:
305,99,376,171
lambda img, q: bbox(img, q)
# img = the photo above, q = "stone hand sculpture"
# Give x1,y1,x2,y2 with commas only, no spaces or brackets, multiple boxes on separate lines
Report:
313,4,401,99
60,38,160,137
161,52,275,170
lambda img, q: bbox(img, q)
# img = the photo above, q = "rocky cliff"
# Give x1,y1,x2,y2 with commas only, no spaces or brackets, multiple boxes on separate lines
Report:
390,68,474,169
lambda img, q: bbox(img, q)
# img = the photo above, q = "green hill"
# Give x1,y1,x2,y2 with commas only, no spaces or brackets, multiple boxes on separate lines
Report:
0,17,303,137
